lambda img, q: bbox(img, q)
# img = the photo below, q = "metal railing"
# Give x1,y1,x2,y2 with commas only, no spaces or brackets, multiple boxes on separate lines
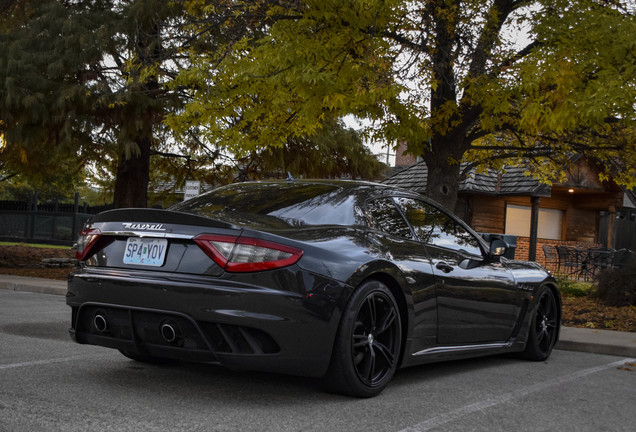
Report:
0,211,91,245
0,194,112,246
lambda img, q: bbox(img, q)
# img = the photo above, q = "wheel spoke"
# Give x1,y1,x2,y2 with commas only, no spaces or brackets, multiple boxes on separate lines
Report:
359,346,376,382
356,296,376,333
538,328,548,349
537,303,546,319
376,307,397,336
543,295,553,317
373,341,395,367
353,334,368,350
536,327,546,344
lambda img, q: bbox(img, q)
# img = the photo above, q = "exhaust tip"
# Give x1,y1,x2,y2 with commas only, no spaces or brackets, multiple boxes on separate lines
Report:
94,314,109,332
160,321,180,344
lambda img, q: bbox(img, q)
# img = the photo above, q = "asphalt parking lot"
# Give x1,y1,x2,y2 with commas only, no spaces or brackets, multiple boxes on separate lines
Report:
1,288,635,432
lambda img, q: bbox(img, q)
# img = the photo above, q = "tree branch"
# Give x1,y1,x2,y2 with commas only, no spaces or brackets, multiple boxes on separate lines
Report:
0,172,18,182
490,40,542,79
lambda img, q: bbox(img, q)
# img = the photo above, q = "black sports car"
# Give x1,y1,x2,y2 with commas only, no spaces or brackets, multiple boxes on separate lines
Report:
67,180,560,397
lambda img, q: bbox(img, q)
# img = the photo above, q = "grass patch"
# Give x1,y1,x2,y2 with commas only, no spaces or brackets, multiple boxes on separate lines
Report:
0,242,71,250
556,276,593,298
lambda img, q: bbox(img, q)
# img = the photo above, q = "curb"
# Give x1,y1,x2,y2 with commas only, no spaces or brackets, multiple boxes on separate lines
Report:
556,326,636,358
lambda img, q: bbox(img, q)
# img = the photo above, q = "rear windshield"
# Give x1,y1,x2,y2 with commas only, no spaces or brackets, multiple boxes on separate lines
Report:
170,182,363,229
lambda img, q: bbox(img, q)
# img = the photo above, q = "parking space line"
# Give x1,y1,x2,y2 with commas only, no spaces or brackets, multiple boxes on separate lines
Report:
399,358,636,432
0,356,94,370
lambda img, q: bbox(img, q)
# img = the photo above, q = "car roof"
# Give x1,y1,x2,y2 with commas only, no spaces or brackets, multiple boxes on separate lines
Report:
214,178,421,200
168,179,424,230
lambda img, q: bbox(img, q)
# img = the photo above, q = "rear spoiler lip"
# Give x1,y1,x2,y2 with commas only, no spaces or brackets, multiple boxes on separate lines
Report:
87,208,235,231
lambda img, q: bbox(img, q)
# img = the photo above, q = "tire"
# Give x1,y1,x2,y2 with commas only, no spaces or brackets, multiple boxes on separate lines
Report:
118,350,178,365
521,286,559,361
324,280,402,397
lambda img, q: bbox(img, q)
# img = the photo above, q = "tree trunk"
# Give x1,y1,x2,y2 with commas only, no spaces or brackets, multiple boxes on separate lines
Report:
422,151,462,212
420,121,468,212
113,137,151,208
111,9,165,209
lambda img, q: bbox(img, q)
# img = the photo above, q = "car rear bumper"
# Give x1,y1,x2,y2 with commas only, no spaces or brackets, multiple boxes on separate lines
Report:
66,267,350,377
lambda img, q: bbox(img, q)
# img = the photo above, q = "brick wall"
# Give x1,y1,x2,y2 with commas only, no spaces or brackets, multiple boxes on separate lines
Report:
395,151,417,167
394,140,417,167
513,237,600,271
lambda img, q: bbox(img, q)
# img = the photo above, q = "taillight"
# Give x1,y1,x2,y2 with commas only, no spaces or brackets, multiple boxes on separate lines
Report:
75,228,102,261
194,234,303,272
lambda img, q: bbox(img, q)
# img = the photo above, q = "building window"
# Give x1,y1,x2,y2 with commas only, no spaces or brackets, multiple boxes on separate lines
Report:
505,204,563,240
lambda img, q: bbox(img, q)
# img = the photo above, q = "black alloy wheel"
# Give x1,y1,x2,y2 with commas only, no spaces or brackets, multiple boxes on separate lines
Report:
522,286,559,361
325,280,402,397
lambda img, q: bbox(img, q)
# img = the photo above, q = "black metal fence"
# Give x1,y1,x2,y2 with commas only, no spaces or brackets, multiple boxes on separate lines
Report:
614,218,636,251
0,194,112,246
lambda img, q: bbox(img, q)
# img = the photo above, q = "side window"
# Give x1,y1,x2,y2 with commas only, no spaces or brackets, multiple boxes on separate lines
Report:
394,197,482,256
366,198,414,240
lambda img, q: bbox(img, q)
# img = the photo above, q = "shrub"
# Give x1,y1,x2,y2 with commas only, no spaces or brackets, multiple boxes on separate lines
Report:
56,226,73,240
591,255,636,307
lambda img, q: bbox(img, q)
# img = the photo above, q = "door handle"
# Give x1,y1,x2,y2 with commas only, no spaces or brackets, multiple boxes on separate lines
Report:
435,261,454,273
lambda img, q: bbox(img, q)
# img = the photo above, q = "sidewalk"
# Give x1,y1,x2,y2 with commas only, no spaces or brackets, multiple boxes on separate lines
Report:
1,274,635,358
1,274,67,296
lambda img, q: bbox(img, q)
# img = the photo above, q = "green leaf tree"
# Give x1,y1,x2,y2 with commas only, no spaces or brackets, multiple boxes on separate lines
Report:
0,0,186,208
234,118,388,181
148,118,387,207
170,0,636,210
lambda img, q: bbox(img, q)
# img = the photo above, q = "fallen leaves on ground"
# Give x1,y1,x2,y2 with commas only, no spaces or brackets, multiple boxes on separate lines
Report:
0,244,74,280
561,296,636,332
0,267,72,280
617,362,636,372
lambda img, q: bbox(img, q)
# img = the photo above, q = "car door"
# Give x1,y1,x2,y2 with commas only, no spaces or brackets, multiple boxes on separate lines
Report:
365,198,438,350
394,197,519,345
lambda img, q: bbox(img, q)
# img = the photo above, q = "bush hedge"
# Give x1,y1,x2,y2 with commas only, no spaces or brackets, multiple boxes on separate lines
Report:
591,255,636,307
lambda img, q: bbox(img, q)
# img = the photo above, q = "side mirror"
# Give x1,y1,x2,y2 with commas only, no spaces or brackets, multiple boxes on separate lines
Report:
490,239,508,257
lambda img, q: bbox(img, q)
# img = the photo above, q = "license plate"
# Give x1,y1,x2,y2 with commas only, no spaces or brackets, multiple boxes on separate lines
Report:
123,237,168,266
